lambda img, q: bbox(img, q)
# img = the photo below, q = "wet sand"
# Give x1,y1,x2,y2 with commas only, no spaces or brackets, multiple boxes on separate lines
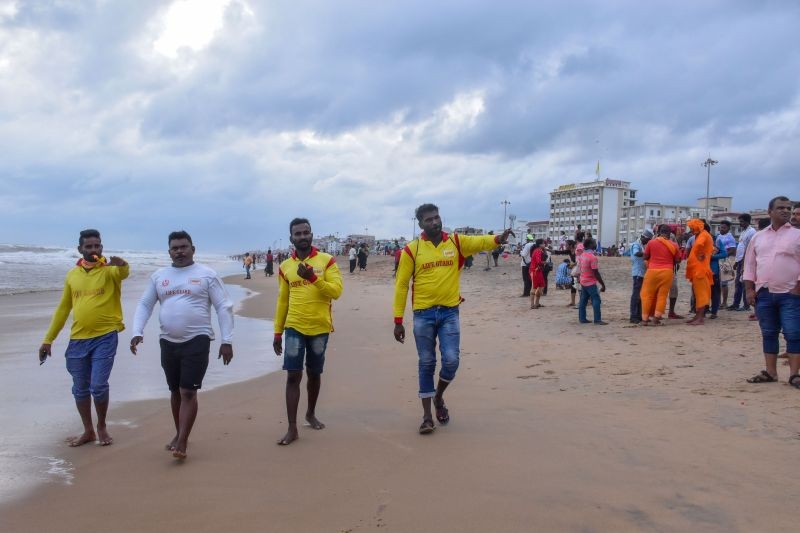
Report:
2,254,798,532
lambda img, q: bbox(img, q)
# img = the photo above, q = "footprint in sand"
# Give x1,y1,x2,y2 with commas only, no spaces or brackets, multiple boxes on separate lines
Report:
544,370,555,375
517,375,538,379
526,363,542,368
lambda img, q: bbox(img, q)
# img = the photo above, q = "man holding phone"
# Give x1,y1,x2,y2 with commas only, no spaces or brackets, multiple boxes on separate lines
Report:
38,229,129,447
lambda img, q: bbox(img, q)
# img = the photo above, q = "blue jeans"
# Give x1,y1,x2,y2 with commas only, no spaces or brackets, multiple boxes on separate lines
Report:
64,331,118,402
413,306,460,398
731,262,749,309
579,284,602,323
710,273,721,314
755,289,800,354
630,276,643,320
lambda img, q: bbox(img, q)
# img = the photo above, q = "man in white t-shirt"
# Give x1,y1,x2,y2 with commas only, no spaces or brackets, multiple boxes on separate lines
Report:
519,234,535,297
729,213,757,311
348,246,357,274
130,230,234,460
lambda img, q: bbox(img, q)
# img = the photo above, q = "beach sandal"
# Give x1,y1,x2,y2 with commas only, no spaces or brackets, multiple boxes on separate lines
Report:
789,375,800,389
434,399,450,426
419,418,435,434
746,370,777,384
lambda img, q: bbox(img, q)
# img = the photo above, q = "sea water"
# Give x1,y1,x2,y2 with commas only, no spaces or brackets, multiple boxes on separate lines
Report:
0,245,281,503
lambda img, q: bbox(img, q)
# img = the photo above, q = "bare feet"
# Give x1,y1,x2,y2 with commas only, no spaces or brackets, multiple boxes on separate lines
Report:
66,431,96,447
165,435,179,451
277,425,299,446
172,446,187,460
96,426,113,446
686,316,705,326
305,414,325,430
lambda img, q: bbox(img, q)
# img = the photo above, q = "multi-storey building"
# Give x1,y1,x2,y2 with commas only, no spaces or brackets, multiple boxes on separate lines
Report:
526,220,549,241
618,203,701,245
549,179,636,248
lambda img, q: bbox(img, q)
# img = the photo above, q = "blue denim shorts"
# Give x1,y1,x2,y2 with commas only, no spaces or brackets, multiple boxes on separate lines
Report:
755,289,800,354
283,328,329,374
64,331,118,402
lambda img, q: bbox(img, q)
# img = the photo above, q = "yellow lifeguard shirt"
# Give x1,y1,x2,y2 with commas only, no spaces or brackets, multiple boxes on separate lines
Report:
274,248,343,336
43,263,130,343
393,232,499,323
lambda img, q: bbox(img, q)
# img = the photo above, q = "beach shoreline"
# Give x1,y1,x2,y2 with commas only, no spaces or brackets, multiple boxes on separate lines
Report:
2,254,799,532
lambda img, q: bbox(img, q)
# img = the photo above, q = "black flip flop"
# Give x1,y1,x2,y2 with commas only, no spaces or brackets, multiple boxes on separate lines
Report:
789,375,800,389
746,370,777,383
434,400,450,426
419,418,435,434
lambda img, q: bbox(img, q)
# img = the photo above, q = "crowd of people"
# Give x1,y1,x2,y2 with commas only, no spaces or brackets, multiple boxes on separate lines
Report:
34,197,798,458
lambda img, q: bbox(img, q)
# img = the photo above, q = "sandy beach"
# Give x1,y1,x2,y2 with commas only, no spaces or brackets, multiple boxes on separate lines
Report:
2,254,798,532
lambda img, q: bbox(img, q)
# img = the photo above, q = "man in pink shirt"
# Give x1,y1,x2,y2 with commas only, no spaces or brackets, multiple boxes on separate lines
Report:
577,238,607,325
743,196,800,387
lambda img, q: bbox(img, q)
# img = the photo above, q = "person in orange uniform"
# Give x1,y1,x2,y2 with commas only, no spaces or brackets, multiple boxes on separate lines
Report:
273,218,343,446
640,224,681,325
685,219,714,325
393,203,513,434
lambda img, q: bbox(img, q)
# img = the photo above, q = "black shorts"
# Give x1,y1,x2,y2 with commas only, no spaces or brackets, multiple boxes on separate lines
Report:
160,335,211,391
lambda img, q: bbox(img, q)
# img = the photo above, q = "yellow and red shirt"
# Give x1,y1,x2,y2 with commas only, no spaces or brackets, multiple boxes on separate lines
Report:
393,232,500,323
274,247,343,336
43,262,130,343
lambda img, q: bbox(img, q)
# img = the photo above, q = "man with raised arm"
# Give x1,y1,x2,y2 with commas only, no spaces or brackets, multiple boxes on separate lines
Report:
273,218,343,446
130,230,234,460
393,203,513,434
39,229,129,447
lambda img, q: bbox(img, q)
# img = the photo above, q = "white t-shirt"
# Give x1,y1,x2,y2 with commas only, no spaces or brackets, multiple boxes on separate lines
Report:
736,226,756,262
348,248,357,260
132,262,234,343
519,242,534,266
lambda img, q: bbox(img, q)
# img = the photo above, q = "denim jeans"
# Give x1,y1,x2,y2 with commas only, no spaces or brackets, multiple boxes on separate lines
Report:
579,284,602,323
710,273,721,314
731,261,749,309
412,306,460,398
64,331,118,402
630,276,643,320
755,289,800,354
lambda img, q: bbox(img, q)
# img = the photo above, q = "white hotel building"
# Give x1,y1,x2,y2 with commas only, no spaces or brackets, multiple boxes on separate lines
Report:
548,179,636,247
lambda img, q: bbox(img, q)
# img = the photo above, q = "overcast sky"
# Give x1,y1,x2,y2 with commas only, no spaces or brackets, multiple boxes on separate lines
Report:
1,0,797,252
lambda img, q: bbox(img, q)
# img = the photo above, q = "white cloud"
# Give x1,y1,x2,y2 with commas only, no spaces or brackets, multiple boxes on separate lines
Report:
151,0,250,59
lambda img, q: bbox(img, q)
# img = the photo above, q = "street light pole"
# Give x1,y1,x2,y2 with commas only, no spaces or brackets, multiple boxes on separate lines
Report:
501,200,511,230
701,155,718,221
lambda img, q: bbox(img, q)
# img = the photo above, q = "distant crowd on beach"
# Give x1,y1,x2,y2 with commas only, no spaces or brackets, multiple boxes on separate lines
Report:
35,196,798,459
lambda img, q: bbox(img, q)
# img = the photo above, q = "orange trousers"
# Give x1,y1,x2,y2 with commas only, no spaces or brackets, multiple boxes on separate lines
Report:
691,275,712,310
640,268,673,320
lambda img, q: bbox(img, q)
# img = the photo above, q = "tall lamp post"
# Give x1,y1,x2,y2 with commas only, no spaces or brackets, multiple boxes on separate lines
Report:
701,156,718,221
501,200,511,230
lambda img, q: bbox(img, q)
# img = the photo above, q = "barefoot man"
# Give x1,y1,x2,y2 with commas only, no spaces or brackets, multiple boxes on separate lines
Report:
130,231,234,459
39,229,129,447
273,218,343,445
393,203,513,434
685,219,714,325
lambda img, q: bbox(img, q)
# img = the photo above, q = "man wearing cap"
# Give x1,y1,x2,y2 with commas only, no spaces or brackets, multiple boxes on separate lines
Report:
518,234,535,297
629,229,653,324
